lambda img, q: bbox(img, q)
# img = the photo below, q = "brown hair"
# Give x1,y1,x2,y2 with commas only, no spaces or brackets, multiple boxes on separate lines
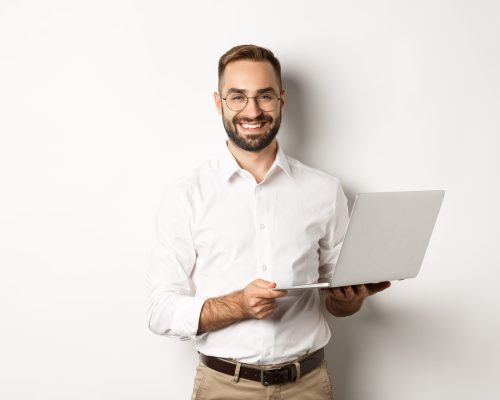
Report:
218,44,282,91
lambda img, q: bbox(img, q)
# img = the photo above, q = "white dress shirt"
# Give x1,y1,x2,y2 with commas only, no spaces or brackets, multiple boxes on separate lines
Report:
146,141,350,364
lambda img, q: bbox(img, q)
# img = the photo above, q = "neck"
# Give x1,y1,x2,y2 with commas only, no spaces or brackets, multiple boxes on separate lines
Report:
227,139,278,184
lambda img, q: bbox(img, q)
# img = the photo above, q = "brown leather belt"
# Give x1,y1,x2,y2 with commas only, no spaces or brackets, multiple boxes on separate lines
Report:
199,348,324,386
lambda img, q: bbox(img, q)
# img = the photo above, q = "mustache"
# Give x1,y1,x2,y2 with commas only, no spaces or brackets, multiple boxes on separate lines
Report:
234,116,272,124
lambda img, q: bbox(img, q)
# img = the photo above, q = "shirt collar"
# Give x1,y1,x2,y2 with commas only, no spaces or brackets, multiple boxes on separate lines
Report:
219,141,241,181
219,140,292,182
273,142,292,177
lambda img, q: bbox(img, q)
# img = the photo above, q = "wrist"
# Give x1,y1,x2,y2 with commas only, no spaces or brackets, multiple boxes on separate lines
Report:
198,290,248,334
231,290,249,320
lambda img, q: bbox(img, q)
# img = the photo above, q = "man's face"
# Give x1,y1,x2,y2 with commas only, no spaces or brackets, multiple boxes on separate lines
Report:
214,60,286,152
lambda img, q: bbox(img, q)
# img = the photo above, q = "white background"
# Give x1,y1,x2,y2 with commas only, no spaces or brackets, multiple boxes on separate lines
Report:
1,1,499,399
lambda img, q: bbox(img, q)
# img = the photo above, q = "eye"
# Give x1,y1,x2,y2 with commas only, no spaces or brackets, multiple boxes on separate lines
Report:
230,94,245,102
259,94,274,100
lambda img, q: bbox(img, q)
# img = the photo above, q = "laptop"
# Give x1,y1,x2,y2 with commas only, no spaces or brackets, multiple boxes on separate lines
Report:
274,190,445,290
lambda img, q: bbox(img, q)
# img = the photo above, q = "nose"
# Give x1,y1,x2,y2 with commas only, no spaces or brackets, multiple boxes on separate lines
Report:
241,97,262,118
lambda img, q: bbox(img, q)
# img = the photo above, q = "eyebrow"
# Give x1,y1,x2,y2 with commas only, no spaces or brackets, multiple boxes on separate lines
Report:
226,87,278,95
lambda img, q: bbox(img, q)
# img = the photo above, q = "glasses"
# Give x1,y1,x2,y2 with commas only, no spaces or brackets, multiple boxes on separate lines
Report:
221,92,281,112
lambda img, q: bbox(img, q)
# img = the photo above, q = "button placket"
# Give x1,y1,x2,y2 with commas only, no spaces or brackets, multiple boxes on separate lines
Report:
255,185,276,366
255,185,270,278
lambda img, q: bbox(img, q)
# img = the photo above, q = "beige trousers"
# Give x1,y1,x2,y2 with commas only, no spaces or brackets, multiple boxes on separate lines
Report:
191,359,334,400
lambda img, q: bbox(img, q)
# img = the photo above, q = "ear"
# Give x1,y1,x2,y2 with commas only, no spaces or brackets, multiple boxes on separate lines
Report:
279,89,286,112
214,91,222,115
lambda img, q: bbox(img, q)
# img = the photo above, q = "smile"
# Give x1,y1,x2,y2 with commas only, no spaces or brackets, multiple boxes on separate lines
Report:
238,122,268,131
241,123,262,129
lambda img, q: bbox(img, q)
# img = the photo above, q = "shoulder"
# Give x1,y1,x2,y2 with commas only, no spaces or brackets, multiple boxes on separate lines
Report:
288,156,343,198
161,155,222,204
288,156,340,184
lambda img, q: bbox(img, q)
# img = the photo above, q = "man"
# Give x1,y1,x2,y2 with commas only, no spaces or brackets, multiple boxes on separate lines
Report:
146,44,390,400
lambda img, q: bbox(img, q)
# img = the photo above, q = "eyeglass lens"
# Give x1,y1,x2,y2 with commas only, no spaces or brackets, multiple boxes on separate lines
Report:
225,93,278,112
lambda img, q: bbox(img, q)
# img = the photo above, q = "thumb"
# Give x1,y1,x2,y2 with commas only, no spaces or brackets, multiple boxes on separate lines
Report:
367,281,391,294
254,279,275,289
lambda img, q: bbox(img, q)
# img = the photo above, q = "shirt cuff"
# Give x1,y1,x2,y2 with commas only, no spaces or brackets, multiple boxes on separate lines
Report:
174,295,208,341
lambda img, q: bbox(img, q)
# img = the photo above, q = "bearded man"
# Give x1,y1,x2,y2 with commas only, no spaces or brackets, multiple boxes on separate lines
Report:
146,44,390,400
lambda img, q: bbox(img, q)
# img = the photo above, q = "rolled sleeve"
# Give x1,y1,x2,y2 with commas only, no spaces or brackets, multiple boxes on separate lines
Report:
147,290,206,340
146,185,206,340
318,182,350,280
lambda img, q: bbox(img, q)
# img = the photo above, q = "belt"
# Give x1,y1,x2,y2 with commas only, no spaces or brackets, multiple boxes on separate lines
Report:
199,348,324,386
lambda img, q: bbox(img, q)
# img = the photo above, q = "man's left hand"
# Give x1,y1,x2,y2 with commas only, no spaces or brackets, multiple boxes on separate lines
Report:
321,281,391,317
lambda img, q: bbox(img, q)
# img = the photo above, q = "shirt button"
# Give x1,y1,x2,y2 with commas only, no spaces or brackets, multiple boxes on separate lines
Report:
260,223,266,230
262,265,268,271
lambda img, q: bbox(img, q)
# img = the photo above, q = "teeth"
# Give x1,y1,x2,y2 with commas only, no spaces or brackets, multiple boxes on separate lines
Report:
241,123,263,129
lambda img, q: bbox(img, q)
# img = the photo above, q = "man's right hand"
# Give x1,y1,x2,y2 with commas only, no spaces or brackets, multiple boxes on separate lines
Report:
197,279,288,335
239,279,288,320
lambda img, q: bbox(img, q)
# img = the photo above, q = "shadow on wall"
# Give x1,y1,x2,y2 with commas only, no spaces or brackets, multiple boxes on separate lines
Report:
280,72,313,160
323,299,459,400
280,70,357,202
323,301,391,400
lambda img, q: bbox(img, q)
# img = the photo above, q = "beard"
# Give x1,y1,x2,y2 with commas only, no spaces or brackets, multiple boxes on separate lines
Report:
222,109,281,152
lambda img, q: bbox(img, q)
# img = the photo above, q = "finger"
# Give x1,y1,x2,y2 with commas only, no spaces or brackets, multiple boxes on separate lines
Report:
266,282,289,296
262,289,288,299
343,286,356,300
259,297,277,306
247,297,262,308
367,281,391,295
352,285,362,295
271,289,288,298
332,287,344,298
255,303,276,319
247,284,283,299
253,279,274,289
249,285,287,300
353,284,370,297
259,302,275,312
253,280,287,294
257,309,274,320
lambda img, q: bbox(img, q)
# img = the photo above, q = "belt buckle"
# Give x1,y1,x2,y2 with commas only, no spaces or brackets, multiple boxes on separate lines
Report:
260,369,271,386
260,366,295,386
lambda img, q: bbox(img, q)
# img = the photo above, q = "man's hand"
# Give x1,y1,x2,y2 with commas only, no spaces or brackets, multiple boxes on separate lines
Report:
197,279,288,334
321,281,391,317
240,279,288,320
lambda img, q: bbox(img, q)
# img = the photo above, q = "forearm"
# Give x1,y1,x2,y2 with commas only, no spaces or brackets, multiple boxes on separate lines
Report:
197,290,248,334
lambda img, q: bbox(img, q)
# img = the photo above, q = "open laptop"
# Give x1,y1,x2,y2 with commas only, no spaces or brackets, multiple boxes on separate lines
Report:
274,190,445,290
